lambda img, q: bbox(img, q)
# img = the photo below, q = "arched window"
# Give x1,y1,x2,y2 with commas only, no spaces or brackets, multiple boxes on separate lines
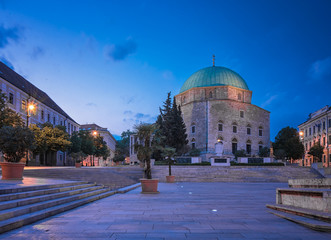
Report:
183,96,186,103
218,121,223,131
191,138,196,149
232,138,238,154
258,141,263,152
209,91,213,98
246,140,251,154
191,123,196,134
238,93,242,100
246,124,251,135
232,122,237,133
259,126,263,136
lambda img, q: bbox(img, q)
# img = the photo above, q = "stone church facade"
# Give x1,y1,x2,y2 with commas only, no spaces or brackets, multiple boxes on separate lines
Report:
175,65,270,160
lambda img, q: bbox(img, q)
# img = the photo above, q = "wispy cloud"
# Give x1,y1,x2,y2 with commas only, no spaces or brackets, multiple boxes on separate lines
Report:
0,25,20,49
162,70,174,80
308,57,331,82
104,37,137,61
86,102,97,107
31,46,45,60
260,94,279,108
121,95,136,104
122,110,156,125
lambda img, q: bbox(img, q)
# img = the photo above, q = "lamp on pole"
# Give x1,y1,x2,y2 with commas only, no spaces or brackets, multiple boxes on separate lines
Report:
92,130,98,166
26,102,35,166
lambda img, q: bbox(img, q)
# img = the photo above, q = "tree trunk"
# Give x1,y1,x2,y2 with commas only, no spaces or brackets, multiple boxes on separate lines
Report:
168,158,172,176
145,159,152,179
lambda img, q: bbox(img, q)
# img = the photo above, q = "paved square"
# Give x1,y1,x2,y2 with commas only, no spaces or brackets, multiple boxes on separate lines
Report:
1,182,331,239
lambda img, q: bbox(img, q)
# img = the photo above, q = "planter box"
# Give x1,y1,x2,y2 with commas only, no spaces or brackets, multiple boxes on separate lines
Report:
75,162,82,168
0,162,25,180
140,179,159,193
166,175,175,183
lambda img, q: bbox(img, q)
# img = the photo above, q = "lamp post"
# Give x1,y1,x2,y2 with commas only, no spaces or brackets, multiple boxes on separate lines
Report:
299,131,304,166
92,130,98,166
26,102,35,166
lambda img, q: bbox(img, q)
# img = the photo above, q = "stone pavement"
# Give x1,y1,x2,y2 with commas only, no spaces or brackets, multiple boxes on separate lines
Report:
1,182,331,240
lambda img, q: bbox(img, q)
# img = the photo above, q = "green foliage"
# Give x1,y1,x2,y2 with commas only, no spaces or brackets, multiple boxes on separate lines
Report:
273,126,304,160
156,92,188,155
93,135,110,160
70,151,86,163
308,142,324,162
258,147,270,157
115,129,134,163
234,149,246,159
189,148,201,156
30,123,71,155
0,126,35,162
134,123,155,179
230,162,285,166
78,130,95,155
0,90,24,128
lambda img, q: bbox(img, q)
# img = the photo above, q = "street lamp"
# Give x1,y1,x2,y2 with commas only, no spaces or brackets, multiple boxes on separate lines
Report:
92,130,98,166
299,131,304,140
26,102,36,166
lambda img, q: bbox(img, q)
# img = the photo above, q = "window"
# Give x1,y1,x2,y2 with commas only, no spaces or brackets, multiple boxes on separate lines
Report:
218,122,223,131
233,126,237,133
47,114,50,122
238,93,242,101
191,138,196,149
232,139,237,154
329,135,331,144
183,96,186,103
60,121,63,126
246,140,251,154
305,129,307,137
323,137,326,146
259,126,263,136
53,117,56,125
329,119,331,128
191,125,195,134
318,124,321,132
74,126,76,132
41,110,44,120
240,111,244,118
21,99,26,110
247,127,251,135
9,93,14,104
313,126,315,134
323,122,325,130
258,141,263,152
209,92,213,98
309,128,311,135
68,123,71,133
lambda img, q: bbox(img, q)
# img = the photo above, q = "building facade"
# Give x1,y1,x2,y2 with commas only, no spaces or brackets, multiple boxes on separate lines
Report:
175,65,270,160
80,124,116,166
0,61,80,165
298,106,331,167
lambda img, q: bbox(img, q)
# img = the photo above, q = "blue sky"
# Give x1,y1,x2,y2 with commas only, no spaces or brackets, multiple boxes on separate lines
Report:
0,0,330,140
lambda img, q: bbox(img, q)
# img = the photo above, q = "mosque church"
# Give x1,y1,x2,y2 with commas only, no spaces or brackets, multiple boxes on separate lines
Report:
175,58,270,160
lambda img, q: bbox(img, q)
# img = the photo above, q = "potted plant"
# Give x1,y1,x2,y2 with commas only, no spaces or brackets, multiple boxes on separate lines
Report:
134,123,159,193
162,147,176,183
69,152,85,168
0,126,35,180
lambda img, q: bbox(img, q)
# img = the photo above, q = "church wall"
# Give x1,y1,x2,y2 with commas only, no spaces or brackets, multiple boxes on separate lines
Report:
177,86,269,157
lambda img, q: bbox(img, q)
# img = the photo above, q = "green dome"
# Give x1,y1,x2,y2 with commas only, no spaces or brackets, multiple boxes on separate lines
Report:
180,66,249,93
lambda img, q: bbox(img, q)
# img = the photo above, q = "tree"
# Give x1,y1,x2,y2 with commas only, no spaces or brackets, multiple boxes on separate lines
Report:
273,126,304,161
134,123,155,179
0,90,24,128
308,142,324,162
258,147,270,157
30,123,71,165
234,149,247,160
0,126,35,162
93,135,110,160
115,130,134,163
68,131,85,163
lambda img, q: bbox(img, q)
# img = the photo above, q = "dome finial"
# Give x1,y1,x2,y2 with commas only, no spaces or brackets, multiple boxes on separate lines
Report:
212,55,215,67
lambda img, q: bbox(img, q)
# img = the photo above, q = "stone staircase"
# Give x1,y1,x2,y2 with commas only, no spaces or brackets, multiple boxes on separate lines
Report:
0,181,119,233
266,179,331,232
14,167,143,190
152,165,323,182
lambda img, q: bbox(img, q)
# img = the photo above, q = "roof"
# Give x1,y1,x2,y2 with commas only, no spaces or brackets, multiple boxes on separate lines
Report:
80,123,116,141
180,66,249,93
0,61,77,123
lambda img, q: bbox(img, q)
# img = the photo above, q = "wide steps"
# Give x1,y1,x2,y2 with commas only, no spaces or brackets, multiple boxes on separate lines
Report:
267,207,331,232
0,181,116,233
